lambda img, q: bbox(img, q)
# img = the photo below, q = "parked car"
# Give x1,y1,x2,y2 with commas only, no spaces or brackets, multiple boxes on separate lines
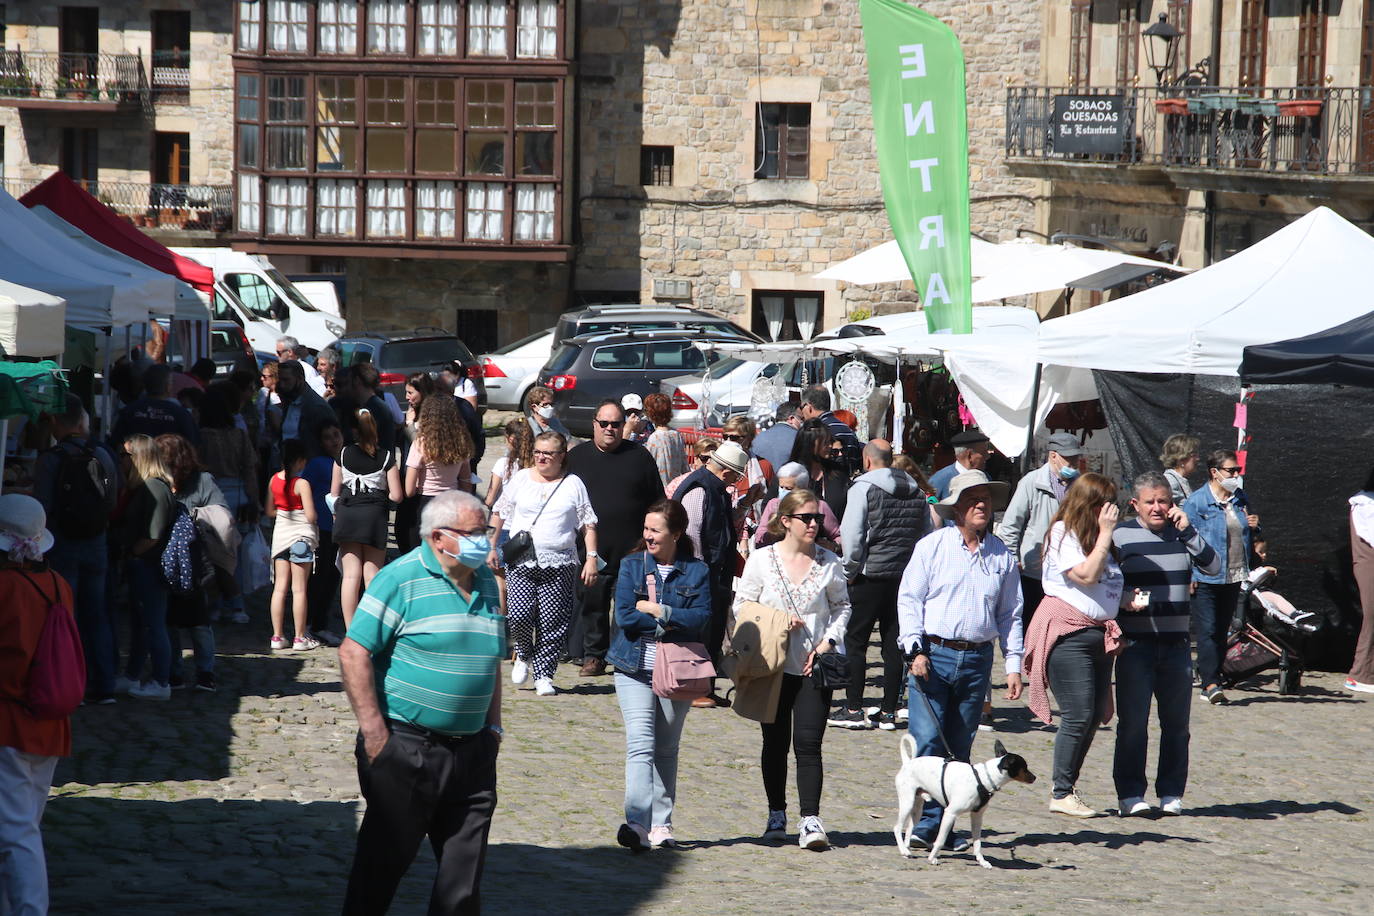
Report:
326,329,487,411
552,303,761,347
537,329,748,437
208,321,257,376
480,327,555,411
659,356,781,429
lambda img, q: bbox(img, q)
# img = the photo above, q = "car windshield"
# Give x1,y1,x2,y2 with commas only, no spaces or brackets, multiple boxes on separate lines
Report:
543,344,581,374
380,338,476,370
265,269,317,311
706,356,745,379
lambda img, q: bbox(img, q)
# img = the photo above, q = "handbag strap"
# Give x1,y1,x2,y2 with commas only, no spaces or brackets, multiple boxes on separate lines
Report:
768,547,814,642
527,472,567,526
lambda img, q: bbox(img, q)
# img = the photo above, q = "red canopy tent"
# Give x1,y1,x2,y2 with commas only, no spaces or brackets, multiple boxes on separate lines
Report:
19,171,215,294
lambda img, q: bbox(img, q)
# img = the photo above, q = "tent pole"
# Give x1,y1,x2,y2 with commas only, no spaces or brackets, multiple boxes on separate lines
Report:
1020,362,1044,476
0,419,7,493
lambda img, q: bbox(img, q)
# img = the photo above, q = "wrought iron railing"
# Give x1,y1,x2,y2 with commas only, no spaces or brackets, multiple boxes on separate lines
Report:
1006,85,1374,176
3,178,232,232
150,49,190,100
0,50,145,105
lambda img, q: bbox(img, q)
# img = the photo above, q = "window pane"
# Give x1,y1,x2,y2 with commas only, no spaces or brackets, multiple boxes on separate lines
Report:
238,124,260,168
317,126,358,170
466,133,505,174
416,129,456,172
366,77,407,123
468,0,509,57
266,0,309,52
517,0,558,59
316,177,358,236
416,179,458,238
465,181,504,240
416,78,457,124
647,342,704,371
267,76,306,121
366,179,407,237
466,81,506,128
418,0,460,55
317,77,358,122
515,82,555,127
591,345,646,370
367,128,406,171
266,126,307,169
513,181,554,241
367,0,409,53
516,132,553,175
238,1,261,51
237,74,259,119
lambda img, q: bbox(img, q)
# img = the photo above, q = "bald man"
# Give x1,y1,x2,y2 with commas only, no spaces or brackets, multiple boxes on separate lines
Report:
831,439,936,730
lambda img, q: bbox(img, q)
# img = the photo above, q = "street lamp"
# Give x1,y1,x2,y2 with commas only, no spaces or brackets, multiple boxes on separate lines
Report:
1142,13,1183,87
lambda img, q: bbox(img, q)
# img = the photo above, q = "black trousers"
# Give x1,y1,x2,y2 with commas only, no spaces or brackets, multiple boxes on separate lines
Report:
1021,574,1045,626
342,725,499,916
843,574,904,713
307,530,339,634
579,569,614,661
705,566,734,670
760,673,832,817
394,494,422,555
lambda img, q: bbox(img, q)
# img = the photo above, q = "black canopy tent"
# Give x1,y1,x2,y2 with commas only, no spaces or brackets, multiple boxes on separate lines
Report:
1240,310,1374,387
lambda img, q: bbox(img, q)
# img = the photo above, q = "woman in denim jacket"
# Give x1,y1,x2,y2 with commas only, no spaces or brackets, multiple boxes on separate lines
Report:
608,498,712,852
1181,449,1261,705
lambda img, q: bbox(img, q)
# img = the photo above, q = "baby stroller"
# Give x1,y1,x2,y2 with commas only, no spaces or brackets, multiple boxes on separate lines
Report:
1221,567,1322,695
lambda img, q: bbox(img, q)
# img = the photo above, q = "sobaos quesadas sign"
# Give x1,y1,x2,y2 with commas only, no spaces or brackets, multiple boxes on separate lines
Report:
1051,94,1127,155
859,0,972,335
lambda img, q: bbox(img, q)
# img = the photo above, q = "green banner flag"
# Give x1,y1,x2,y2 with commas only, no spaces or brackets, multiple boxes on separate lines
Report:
859,0,972,334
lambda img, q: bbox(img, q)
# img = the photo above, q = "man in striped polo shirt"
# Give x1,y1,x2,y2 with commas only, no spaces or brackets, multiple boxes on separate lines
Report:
1112,471,1219,819
340,490,506,915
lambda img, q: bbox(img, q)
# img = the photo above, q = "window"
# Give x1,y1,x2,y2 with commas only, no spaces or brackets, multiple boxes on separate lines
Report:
317,77,358,170
267,0,309,52
1297,0,1330,89
469,0,508,57
1115,1,1139,88
466,81,507,175
517,0,557,59
238,174,261,232
419,0,459,55
416,180,458,237
454,309,499,355
236,74,260,168
514,183,553,240
151,10,191,101
1238,0,1267,88
61,127,98,190
154,131,190,185
417,78,458,171
751,291,821,342
367,0,408,53
227,272,278,318
1069,0,1091,88
515,81,556,175
1166,0,1191,82
266,76,307,169
318,0,358,54
366,179,406,237
591,344,646,371
266,177,308,235
640,146,674,186
238,0,261,50
366,77,407,172
754,103,810,180
466,182,504,240
316,178,357,236
647,342,706,371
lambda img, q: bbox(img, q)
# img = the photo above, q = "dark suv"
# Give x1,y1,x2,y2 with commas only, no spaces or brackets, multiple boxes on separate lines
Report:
538,329,744,436
552,304,761,347
327,329,486,410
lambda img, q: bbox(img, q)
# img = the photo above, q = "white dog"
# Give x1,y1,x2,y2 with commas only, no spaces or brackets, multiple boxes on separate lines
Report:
894,735,1037,868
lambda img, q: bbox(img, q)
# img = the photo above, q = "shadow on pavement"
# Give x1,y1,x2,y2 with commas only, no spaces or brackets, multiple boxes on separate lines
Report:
1181,799,1362,819
1011,828,1204,850
44,796,359,913
484,842,677,914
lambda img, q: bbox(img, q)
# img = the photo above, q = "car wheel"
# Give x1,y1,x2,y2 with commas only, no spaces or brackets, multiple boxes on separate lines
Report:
517,383,536,414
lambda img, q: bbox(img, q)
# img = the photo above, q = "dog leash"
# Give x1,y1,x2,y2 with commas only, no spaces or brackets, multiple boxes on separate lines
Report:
911,678,995,812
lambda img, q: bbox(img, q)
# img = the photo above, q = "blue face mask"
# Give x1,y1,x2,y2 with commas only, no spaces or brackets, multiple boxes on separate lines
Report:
1058,465,1080,481
439,531,491,569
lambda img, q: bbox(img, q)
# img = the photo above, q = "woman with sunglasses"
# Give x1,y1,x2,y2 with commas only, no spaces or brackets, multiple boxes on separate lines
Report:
733,488,851,851
787,419,848,524
721,415,773,509
1181,449,1261,706
489,431,599,696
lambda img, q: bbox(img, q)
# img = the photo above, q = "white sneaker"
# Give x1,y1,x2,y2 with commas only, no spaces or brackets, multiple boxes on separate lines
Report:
128,681,171,701
113,675,138,695
534,678,556,696
1119,797,1153,817
798,815,829,850
896,707,909,724
1159,796,1184,816
1049,791,1099,818
269,636,290,651
512,658,529,685
293,635,321,651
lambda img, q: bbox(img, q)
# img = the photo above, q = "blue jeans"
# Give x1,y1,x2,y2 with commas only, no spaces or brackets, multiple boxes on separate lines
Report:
614,671,690,829
47,533,115,696
1192,581,1242,689
127,556,171,686
906,642,993,838
170,625,216,676
1046,627,1113,798
215,476,248,612
1113,636,1192,801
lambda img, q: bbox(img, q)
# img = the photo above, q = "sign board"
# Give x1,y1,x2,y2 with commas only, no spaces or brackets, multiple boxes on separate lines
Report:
1051,94,1126,155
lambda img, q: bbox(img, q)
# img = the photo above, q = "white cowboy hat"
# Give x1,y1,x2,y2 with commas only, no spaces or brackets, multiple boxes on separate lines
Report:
0,493,55,560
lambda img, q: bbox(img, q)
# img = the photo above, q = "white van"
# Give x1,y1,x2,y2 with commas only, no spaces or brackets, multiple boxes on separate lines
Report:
169,247,345,353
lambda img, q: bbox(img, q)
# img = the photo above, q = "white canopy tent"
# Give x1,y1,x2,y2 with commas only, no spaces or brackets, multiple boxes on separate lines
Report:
0,279,66,358
1037,207,1374,375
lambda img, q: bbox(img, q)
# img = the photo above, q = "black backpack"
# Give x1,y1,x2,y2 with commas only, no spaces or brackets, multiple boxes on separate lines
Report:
49,441,112,540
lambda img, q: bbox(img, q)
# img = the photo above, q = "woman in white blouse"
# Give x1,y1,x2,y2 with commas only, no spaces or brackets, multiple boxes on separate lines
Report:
1025,472,1125,819
733,488,851,852
488,431,598,697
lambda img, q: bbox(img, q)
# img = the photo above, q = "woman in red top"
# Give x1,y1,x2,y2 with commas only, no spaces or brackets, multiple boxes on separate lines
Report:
0,493,73,915
266,439,318,652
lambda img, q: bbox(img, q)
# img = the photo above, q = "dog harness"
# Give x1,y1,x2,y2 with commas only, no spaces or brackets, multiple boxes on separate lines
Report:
936,759,995,813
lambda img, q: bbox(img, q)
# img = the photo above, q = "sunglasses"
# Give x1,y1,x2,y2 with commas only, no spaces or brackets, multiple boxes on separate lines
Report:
722,434,745,442
595,419,625,429
1215,466,1242,475
786,512,824,526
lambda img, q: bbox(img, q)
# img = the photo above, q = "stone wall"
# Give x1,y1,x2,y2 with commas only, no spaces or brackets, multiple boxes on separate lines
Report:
576,0,1045,333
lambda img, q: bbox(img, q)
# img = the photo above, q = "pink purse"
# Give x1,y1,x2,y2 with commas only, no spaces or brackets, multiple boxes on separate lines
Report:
644,559,715,700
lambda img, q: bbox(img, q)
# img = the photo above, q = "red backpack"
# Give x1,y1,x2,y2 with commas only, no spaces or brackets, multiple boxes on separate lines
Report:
15,570,86,719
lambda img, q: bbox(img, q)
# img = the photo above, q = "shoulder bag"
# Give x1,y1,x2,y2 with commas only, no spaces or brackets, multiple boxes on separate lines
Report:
500,473,566,566
643,555,715,699
769,548,850,690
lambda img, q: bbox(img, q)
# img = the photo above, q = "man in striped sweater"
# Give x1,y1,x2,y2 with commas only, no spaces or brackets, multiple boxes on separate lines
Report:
1112,471,1220,818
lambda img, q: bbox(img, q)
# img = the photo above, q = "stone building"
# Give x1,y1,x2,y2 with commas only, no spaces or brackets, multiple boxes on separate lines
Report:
1012,1,1374,284
0,1,235,238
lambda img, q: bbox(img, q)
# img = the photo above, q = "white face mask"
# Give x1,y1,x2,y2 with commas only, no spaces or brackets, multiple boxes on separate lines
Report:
535,404,554,419
1220,475,1242,494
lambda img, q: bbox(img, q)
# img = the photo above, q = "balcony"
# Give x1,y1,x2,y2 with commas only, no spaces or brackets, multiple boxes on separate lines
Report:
150,50,190,103
1005,86,1374,195
0,50,146,112
3,178,232,233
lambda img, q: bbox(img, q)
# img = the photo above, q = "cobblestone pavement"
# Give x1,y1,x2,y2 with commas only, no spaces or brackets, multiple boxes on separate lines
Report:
43,435,1373,914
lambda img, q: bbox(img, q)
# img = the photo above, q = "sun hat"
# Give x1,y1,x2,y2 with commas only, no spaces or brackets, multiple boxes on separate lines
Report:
710,441,750,476
0,493,55,562
934,470,1010,520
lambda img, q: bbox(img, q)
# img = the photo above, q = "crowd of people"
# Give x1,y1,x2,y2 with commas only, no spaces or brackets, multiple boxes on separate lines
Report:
4,350,1374,915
